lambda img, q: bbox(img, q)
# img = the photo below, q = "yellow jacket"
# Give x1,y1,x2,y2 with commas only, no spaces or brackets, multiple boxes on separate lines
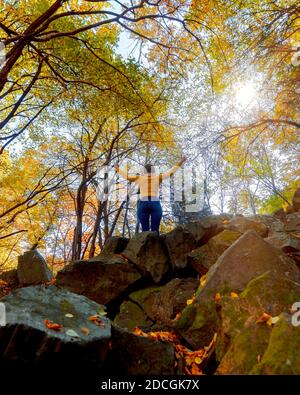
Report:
115,164,181,198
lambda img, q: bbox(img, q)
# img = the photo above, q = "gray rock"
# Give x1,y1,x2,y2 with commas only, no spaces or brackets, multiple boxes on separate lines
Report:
163,215,231,270
0,285,110,368
122,232,169,283
56,257,142,305
17,250,53,285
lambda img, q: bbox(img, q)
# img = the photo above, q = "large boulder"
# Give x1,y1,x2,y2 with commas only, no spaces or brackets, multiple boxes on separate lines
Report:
163,215,231,270
224,216,268,237
111,325,176,374
251,313,300,374
187,230,242,275
121,232,169,283
292,188,300,212
198,230,300,299
149,278,199,325
17,250,53,286
89,236,129,263
0,285,111,368
266,212,300,266
174,230,300,350
114,286,162,331
114,278,198,331
163,225,200,270
216,272,300,374
56,258,142,305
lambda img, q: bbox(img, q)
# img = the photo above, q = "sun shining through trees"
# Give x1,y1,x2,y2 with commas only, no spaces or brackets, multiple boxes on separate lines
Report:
234,80,258,108
0,0,300,382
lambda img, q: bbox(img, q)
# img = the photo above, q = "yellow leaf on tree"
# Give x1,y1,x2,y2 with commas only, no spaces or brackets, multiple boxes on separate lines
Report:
230,292,239,299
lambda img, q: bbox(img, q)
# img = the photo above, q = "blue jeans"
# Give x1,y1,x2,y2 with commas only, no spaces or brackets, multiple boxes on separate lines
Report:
137,199,163,233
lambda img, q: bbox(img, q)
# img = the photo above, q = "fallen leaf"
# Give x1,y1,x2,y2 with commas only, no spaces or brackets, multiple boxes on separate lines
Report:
44,319,63,331
80,326,90,335
214,292,221,302
88,315,106,327
44,279,56,287
174,312,182,321
256,312,272,324
65,313,74,318
0,280,8,287
191,363,203,375
66,329,80,338
97,306,107,317
194,356,202,364
200,274,207,287
186,297,195,305
257,354,261,362
267,316,280,326
230,292,239,299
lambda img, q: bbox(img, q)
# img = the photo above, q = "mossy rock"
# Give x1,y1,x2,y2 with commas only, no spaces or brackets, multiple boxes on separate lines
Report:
251,313,300,375
217,324,271,374
216,272,300,373
174,298,219,350
114,300,153,332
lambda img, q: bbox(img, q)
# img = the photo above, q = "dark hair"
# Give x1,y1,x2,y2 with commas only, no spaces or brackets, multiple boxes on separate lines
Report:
144,163,154,173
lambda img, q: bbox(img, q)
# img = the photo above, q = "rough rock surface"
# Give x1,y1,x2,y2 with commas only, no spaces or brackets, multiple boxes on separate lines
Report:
163,215,231,270
187,230,242,275
56,258,142,305
216,272,300,374
111,325,176,374
198,230,300,298
89,236,129,263
17,250,53,285
224,216,268,237
122,231,169,283
0,285,111,368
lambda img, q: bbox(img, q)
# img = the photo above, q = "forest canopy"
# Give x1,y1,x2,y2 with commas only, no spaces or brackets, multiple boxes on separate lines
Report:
0,0,299,270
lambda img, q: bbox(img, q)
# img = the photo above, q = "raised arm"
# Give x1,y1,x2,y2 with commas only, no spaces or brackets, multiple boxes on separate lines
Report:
114,165,139,182
159,156,187,181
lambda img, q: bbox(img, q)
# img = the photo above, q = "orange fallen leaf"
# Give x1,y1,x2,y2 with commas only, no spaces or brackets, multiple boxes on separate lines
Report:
174,312,182,321
191,362,203,375
214,292,221,302
88,315,106,328
0,280,8,287
80,326,90,335
45,279,56,286
256,312,272,324
44,319,63,331
267,316,280,326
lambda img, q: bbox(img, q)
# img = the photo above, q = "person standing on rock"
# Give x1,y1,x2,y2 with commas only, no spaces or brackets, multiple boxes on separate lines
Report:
114,157,187,233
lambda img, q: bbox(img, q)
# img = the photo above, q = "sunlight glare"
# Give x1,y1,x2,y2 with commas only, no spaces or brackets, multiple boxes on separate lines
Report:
235,81,257,107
